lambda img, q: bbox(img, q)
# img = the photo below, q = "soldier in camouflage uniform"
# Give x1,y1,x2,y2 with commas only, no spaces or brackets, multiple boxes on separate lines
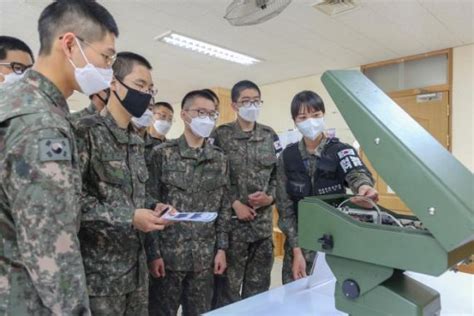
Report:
0,36,34,85
75,52,170,316
146,90,231,316
144,101,174,161
70,89,109,123
275,90,378,284
0,1,120,314
210,80,282,307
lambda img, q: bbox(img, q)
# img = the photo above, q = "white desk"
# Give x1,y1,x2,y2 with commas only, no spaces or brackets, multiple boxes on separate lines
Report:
206,255,473,316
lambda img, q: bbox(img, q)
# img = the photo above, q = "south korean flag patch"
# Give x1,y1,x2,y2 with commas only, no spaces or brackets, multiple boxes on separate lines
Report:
337,148,355,159
273,135,282,154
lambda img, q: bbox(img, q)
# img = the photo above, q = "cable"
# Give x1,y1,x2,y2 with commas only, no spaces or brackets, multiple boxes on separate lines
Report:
337,196,383,225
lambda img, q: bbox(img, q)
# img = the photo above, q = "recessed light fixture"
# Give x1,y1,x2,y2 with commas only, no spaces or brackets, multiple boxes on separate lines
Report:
155,31,261,66
313,0,359,16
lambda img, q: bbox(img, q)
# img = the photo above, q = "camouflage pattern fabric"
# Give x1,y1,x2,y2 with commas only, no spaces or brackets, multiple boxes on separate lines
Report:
69,103,96,124
146,134,231,315
149,268,213,316
208,121,280,306
74,109,149,314
213,237,273,308
0,70,90,315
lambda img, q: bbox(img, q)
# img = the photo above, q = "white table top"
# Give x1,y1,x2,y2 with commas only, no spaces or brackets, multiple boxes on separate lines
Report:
206,254,473,316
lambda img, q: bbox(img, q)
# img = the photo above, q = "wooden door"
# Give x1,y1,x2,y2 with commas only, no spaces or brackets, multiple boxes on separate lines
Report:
211,87,236,126
361,91,450,215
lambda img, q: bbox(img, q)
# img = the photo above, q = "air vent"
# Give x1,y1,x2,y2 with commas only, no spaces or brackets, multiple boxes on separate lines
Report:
313,0,359,16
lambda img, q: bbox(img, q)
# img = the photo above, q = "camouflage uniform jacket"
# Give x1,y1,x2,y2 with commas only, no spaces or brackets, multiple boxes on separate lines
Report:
276,137,374,248
0,70,90,315
74,110,148,296
144,132,164,165
209,121,281,243
145,135,231,271
70,102,95,124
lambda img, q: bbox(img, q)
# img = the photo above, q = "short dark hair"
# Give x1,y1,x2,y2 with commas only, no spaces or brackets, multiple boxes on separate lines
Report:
231,80,261,102
202,89,220,105
181,90,217,110
151,101,174,113
38,0,119,55
291,90,325,120
0,36,34,62
113,51,152,80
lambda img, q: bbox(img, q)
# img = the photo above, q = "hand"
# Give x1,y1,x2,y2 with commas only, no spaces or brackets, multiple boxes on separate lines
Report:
351,185,379,209
148,258,165,278
232,201,256,221
153,203,177,217
292,248,307,280
248,191,273,209
214,250,227,275
133,209,169,232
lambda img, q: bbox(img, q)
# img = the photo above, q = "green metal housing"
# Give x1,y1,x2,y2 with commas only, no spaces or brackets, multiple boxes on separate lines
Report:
297,70,473,315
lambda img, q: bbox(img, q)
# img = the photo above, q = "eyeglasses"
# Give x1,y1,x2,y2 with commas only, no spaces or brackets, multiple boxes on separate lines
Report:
153,112,174,123
237,100,263,108
129,80,158,97
117,77,157,97
0,62,33,74
186,109,219,121
76,36,117,67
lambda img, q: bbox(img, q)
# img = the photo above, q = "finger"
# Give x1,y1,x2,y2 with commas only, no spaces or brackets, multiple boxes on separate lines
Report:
150,223,166,231
293,271,299,280
250,209,257,216
159,265,166,278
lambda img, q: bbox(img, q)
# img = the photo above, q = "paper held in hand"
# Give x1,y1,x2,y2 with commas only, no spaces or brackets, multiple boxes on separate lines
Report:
161,211,217,223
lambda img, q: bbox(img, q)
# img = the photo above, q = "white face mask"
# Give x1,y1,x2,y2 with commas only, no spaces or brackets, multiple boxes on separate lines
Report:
186,115,215,138
0,71,25,85
69,38,113,96
296,117,325,140
153,119,172,136
238,104,260,122
132,109,154,129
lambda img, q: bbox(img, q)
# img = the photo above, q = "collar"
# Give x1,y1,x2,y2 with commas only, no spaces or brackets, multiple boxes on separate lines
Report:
178,134,215,162
101,109,143,145
24,70,69,118
231,120,264,141
299,136,328,159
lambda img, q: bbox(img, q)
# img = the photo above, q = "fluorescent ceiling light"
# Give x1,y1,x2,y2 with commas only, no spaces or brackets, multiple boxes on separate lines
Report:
155,31,261,66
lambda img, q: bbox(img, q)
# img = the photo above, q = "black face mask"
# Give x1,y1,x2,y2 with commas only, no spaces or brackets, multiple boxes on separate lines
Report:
114,78,152,118
95,88,110,105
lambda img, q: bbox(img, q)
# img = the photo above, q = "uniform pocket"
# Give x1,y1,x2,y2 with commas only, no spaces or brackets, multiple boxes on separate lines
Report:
94,153,127,185
162,165,187,190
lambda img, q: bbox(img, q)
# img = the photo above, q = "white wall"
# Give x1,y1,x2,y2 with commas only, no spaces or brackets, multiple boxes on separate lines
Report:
259,67,359,146
452,44,474,171
68,45,473,172
258,45,474,171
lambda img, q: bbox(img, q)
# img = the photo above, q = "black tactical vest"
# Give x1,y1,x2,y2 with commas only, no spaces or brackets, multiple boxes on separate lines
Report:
282,138,365,207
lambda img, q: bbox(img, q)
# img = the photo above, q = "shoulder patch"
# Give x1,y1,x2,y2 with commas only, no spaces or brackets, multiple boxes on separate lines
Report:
337,148,356,159
273,134,282,154
207,137,215,145
39,138,72,162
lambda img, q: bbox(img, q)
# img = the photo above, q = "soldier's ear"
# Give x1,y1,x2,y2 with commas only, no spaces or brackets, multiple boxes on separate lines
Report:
110,78,119,92
59,32,77,60
230,102,239,112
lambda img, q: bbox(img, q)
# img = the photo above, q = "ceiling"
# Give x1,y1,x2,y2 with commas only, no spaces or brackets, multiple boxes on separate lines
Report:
1,0,473,109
